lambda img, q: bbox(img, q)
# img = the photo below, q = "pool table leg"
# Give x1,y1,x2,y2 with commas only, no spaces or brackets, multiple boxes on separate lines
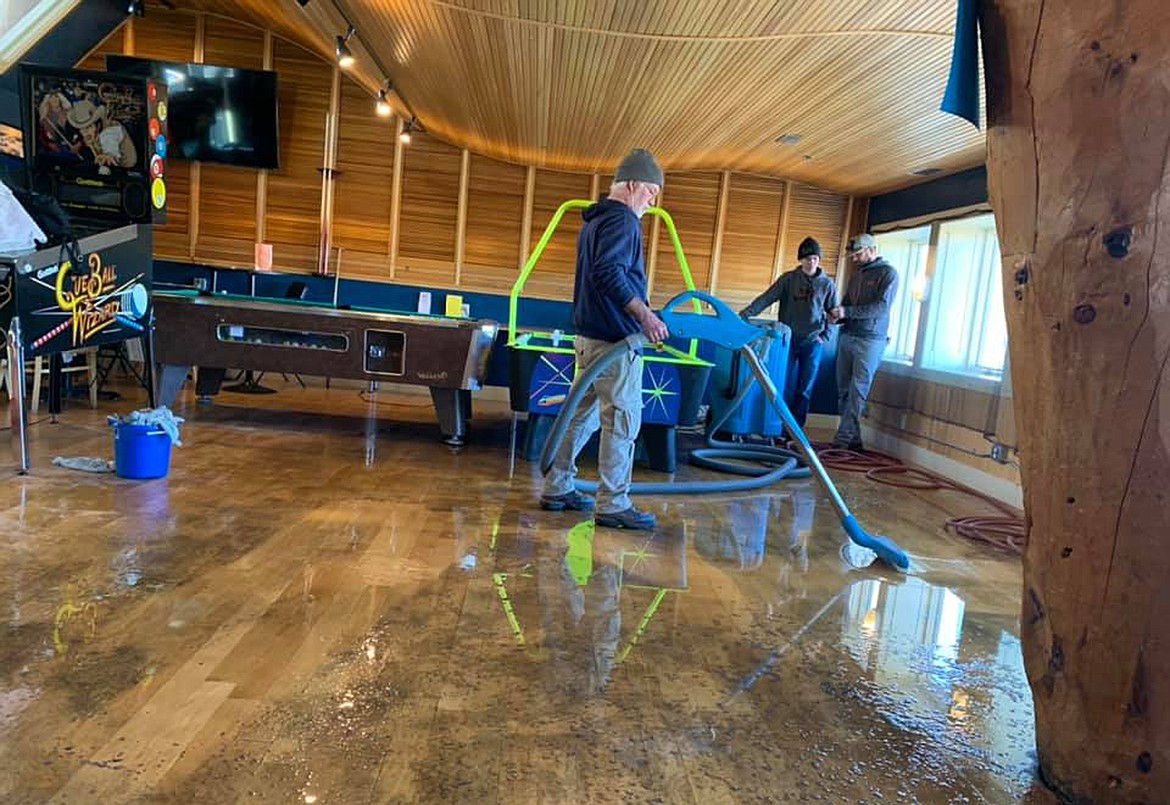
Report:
430,387,470,446
157,364,192,408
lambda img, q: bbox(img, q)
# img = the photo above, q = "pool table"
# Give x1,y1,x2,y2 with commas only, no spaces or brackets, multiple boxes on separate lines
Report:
152,290,498,445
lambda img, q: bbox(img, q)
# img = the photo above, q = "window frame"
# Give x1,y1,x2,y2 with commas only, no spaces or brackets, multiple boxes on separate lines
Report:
869,208,1008,390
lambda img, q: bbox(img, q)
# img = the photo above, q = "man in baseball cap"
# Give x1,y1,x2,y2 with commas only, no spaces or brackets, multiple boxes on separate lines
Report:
827,232,898,450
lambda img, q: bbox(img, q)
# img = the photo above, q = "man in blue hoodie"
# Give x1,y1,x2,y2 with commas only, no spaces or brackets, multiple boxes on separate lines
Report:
540,148,669,530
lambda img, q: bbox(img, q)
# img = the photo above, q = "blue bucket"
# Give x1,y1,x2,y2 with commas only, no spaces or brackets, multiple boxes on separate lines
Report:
112,423,172,479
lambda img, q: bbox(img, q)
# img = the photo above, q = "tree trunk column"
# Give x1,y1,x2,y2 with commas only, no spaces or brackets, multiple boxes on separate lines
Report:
980,1,1170,802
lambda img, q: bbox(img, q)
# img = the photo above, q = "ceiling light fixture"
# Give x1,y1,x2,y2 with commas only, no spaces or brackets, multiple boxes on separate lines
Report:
775,134,802,145
375,85,392,117
335,25,356,68
399,117,416,145
127,0,145,16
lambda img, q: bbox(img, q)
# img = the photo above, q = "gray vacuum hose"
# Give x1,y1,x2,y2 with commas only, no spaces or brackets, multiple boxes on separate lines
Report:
539,333,811,494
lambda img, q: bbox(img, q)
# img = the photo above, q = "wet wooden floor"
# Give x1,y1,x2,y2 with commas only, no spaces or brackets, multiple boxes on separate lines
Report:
0,379,1060,804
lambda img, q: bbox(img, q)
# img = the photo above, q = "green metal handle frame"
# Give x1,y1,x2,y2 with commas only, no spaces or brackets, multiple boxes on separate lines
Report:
507,200,705,364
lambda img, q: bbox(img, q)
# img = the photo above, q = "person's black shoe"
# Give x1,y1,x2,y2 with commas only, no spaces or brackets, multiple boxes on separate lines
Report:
595,506,656,530
539,491,595,512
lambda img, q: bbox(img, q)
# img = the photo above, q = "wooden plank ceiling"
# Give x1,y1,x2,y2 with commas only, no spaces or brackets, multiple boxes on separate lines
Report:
162,0,985,196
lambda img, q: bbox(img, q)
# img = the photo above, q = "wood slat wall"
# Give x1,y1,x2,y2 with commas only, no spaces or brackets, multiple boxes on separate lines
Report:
651,172,720,305
192,16,264,266
396,130,461,287
78,8,853,309
526,169,592,299
262,37,330,272
718,174,787,309
332,75,397,279
461,153,527,293
783,183,849,280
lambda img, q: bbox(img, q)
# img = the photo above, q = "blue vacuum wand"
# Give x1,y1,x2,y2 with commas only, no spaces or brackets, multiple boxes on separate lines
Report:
659,290,911,571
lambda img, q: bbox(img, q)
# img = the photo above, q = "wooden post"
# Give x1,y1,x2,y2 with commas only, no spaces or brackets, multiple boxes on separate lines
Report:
708,170,731,294
387,116,406,279
518,166,537,270
454,149,470,285
254,30,273,250
980,1,1169,801
772,180,793,283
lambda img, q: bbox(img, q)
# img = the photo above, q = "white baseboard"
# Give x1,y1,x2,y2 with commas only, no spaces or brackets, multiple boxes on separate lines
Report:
860,424,1023,509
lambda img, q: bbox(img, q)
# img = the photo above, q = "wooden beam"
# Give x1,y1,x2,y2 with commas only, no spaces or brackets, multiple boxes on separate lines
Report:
124,16,135,55
980,1,1170,801
387,116,406,278
254,29,273,247
187,14,206,260
707,170,731,294
317,65,342,275
192,12,205,62
835,195,854,280
454,149,470,284
589,173,600,201
646,184,664,298
518,165,537,270
771,180,793,283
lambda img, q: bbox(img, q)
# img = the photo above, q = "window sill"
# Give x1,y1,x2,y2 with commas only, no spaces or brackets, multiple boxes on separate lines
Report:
878,360,1006,393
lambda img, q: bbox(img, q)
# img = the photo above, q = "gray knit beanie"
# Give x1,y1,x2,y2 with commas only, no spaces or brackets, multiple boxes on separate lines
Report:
614,148,664,187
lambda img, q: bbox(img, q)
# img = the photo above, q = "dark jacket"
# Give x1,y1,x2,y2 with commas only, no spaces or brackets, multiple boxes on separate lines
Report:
741,267,837,345
841,257,898,340
571,199,647,342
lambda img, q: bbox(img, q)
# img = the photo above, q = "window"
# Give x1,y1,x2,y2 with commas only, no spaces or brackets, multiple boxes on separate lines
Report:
873,226,930,363
922,214,1007,377
871,212,1008,380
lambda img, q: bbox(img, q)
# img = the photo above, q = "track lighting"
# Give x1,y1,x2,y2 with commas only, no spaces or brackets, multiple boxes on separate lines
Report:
375,88,392,117
399,117,416,145
127,0,145,16
335,25,355,68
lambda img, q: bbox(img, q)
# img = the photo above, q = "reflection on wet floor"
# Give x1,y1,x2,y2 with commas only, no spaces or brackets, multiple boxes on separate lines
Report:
0,386,1058,804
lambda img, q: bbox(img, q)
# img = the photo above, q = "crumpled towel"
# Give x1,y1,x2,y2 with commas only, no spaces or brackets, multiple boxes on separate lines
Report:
52,456,114,473
107,406,185,446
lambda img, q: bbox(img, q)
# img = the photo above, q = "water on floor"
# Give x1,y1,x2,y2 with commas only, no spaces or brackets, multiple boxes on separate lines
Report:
0,382,1059,804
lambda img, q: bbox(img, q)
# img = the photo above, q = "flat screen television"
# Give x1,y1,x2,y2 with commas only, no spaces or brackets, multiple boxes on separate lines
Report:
106,55,279,169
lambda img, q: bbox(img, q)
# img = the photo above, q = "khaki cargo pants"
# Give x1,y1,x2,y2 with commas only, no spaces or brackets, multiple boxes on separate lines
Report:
542,335,643,514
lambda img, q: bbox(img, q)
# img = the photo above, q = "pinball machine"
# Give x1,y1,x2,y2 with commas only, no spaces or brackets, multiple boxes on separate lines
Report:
3,64,168,471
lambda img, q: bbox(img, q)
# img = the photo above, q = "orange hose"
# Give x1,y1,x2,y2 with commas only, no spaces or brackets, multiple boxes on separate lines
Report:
811,443,1026,556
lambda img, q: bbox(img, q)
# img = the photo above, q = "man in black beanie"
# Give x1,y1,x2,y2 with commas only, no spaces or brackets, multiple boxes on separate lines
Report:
741,236,838,427
540,148,669,530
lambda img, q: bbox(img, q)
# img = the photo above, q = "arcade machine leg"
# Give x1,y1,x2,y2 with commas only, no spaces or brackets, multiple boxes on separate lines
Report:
143,317,157,408
7,320,30,473
509,412,519,479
